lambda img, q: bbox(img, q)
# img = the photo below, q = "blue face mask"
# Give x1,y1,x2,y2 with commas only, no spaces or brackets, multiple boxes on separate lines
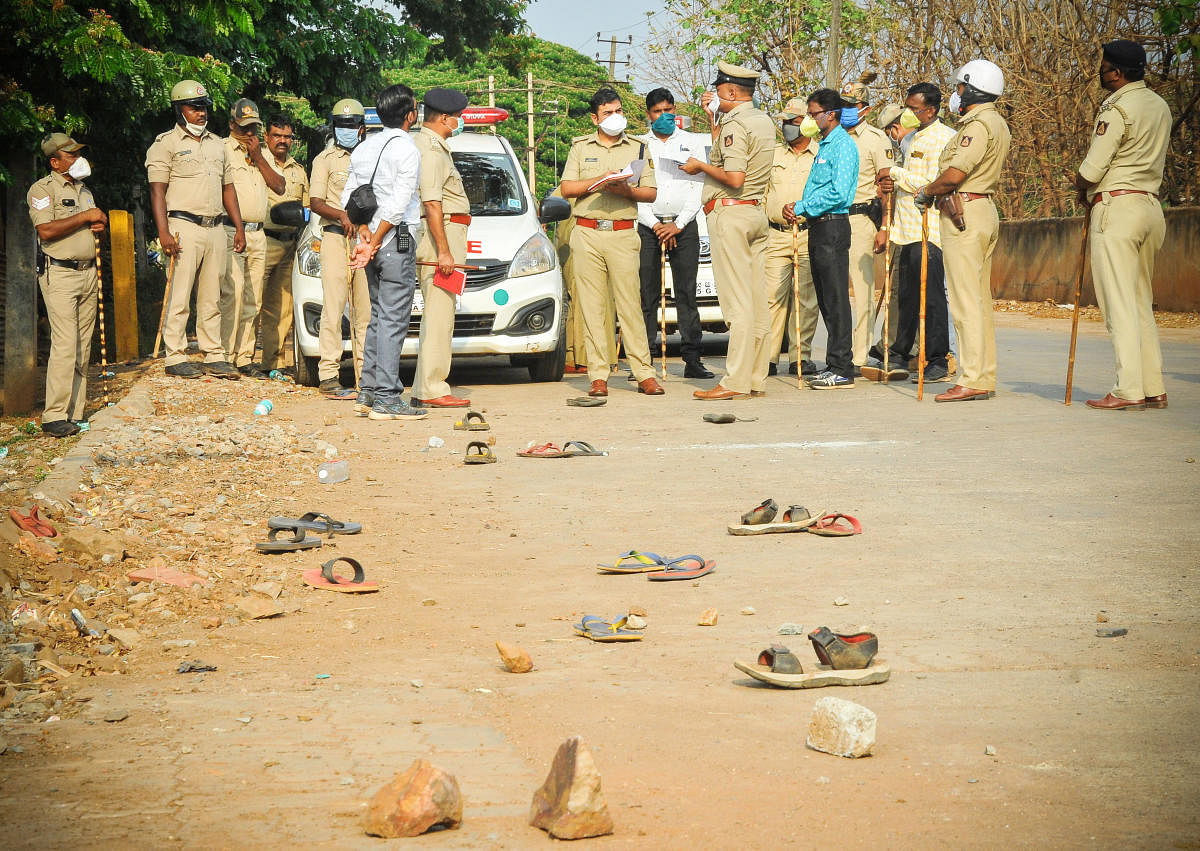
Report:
651,113,677,136
334,127,360,149
840,107,861,129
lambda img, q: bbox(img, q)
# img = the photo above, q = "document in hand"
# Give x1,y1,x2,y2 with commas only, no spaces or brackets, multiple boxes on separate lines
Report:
433,267,467,295
585,159,647,193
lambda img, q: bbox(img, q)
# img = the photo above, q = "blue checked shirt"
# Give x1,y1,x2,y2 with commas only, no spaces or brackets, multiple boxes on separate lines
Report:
795,125,859,218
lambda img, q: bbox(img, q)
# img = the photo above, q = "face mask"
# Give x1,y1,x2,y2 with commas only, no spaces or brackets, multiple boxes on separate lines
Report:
840,107,861,129
598,113,627,136
899,108,921,130
451,116,465,137
781,123,803,143
799,115,822,138
948,92,962,116
184,121,207,137
334,127,360,149
651,113,677,135
707,95,720,118
67,157,92,180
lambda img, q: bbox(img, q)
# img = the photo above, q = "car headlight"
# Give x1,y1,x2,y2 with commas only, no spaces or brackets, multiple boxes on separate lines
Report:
297,237,322,277
508,231,555,279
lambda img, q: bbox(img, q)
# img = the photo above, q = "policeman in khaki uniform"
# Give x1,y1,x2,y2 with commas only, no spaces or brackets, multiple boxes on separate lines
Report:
558,86,663,398
412,87,472,408
758,98,820,378
917,60,1011,402
310,98,370,399
27,133,106,437
258,115,310,373
1072,40,1172,411
552,190,617,373
219,98,277,378
146,80,245,379
681,61,775,400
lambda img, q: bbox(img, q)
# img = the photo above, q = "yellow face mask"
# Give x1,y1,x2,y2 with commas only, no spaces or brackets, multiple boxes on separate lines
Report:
799,115,822,138
899,108,921,130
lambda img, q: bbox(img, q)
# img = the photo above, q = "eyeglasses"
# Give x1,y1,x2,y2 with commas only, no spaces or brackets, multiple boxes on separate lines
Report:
806,109,833,118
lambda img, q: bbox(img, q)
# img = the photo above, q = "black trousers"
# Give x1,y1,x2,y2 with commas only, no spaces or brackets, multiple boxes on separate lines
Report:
638,220,703,364
807,216,854,378
872,241,949,367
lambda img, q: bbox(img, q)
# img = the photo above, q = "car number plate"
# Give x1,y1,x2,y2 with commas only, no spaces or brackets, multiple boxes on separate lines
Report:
412,289,424,312
696,280,718,297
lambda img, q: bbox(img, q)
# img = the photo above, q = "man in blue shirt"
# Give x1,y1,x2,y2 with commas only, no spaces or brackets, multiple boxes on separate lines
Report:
784,88,859,388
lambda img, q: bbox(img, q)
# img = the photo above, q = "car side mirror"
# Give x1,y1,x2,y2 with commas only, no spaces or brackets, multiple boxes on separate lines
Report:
538,196,570,224
271,201,309,228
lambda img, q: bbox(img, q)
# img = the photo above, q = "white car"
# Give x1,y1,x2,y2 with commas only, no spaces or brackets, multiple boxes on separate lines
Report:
290,107,570,385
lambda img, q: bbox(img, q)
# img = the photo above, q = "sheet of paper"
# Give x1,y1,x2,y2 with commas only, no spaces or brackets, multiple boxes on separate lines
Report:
585,159,647,193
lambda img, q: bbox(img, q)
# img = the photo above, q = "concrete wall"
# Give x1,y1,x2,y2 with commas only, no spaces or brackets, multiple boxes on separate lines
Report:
991,206,1200,312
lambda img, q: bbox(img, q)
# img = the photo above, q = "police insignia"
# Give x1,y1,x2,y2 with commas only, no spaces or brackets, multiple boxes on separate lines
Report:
31,196,50,211
724,134,733,147
885,149,893,159
1096,121,1108,136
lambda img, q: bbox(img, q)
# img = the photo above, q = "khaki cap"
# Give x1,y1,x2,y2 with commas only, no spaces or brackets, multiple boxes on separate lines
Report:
840,71,878,105
774,97,809,121
332,98,365,118
231,98,261,127
876,102,904,129
41,132,85,157
713,60,761,89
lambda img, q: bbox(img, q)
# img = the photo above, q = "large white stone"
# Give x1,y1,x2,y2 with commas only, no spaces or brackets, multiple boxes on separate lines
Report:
806,696,876,758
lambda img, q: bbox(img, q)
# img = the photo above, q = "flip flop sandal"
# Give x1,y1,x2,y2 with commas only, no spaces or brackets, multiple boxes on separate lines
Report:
733,658,891,689
268,511,362,536
806,513,862,537
808,627,878,669
558,440,607,457
756,644,804,674
517,442,563,457
702,413,759,423
740,498,778,525
453,411,491,431
646,554,716,581
597,550,669,574
9,505,57,538
463,441,497,464
727,504,824,536
566,396,606,407
573,615,643,642
254,526,323,553
302,557,379,593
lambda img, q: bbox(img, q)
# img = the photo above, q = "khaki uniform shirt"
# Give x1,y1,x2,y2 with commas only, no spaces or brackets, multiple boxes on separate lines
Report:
561,132,657,220
702,102,775,204
848,122,892,204
414,127,470,216
940,102,1012,195
222,137,268,223
309,145,352,228
764,142,819,226
145,125,233,217
1078,81,1171,199
266,155,309,234
27,171,97,260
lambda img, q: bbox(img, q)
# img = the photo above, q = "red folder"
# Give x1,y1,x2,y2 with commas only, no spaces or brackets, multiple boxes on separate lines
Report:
433,268,466,295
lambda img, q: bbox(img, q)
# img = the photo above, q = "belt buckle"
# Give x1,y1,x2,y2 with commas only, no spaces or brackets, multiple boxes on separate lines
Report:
595,220,613,231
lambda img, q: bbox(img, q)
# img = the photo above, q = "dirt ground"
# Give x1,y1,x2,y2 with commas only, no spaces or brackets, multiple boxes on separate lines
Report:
1,311,1198,849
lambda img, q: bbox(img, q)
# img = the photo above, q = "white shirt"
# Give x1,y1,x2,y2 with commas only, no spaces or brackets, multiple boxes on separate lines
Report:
341,127,421,234
636,128,705,230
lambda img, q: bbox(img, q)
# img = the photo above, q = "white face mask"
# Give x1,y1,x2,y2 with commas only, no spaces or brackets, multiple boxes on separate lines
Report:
597,113,627,136
948,91,962,116
707,94,720,118
184,121,207,137
67,157,92,180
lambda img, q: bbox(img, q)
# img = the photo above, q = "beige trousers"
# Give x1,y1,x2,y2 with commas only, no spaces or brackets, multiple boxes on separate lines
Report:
848,214,878,365
39,264,97,422
259,234,296,370
317,231,370,384
1089,193,1166,401
707,204,769,393
569,225,652,384
757,227,818,375
413,221,468,399
563,254,615,368
219,225,266,367
163,219,226,365
942,199,999,391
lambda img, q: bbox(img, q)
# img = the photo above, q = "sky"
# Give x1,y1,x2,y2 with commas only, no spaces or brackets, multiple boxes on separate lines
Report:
524,0,663,89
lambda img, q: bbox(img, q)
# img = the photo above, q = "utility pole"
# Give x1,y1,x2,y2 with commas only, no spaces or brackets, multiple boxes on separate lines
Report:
488,74,496,135
826,0,842,89
527,72,535,191
595,33,633,83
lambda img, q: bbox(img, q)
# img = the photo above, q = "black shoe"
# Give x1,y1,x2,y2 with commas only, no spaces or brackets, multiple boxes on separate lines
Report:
42,420,80,438
239,363,269,379
910,362,950,384
787,362,799,376
684,362,715,379
767,362,778,376
165,362,203,379
203,361,241,379
801,360,819,376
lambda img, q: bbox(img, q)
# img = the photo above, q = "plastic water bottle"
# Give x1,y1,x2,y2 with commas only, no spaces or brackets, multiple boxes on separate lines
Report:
268,370,288,382
317,459,349,484
254,399,273,416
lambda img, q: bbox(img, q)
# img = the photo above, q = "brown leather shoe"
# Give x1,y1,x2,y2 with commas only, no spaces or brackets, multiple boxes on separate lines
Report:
588,380,608,397
1145,393,1168,409
693,384,750,401
934,384,994,403
637,377,664,395
750,390,767,397
1085,393,1145,411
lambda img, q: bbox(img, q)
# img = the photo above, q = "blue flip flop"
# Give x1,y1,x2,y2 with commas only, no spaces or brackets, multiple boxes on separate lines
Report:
596,550,668,574
646,554,717,581
573,615,644,642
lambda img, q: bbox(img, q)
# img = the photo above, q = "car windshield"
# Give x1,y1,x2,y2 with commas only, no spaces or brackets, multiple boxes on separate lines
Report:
453,151,526,216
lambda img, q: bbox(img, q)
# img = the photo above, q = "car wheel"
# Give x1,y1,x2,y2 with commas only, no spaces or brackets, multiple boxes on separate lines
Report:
292,329,319,387
526,323,566,382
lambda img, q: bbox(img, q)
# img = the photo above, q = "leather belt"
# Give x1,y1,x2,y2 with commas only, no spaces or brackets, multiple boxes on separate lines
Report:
264,228,292,241
575,217,635,231
222,217,262,230
959,192,991,202
48,257,96,271
168,210,222,228
1100,189,1158,200
848,202,874,216
702,198,761,215
808,212,848,224
322,224,346,235
447,213,472,226
769,221,809,232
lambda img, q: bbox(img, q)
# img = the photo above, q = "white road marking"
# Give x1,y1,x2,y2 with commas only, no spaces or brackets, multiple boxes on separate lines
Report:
654,440,900,451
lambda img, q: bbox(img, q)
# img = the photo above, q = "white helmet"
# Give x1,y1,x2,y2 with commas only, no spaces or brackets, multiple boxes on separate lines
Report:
956,60,1004,97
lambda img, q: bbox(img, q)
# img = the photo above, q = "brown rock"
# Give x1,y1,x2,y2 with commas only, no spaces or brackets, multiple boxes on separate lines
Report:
237,597,283,620
698,607,718,626
59,526,126,562
363,759,463,838
628,605,648,617
529,736,614,839
496,640,533,673
201,616,222,629
1,659,25,684
16,532,58,563
106,628,142,650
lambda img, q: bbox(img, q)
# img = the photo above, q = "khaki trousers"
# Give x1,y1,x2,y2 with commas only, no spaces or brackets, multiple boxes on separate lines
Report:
259,234,296,370
1089,193,1166,401
942,199,999,391
848,214,878,365
569,225,651,383
317,232,370,383
413,221,468,399
563,256,615,368
757,227,818,375
708,204,769,393
39,264,97,422
219,225,266,367
163,219,226,366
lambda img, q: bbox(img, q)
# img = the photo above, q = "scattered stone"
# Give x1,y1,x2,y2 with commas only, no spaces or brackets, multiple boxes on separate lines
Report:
806,696,876,759
127,592,155,606
624,614,647,630
162,639,197,650
59,526,126,562
815,776,831,785
496,641,533,673
96,644,115,656
251,581,282,599
1096,613,1109,623
103,708,130,723
106,628,142,650
177,661,217,673
627,605,647,618
777,622,805,635
1097,627,1128,638
16,533,58,563
237,597,283,620
8,642,39,658
529,736,614,840
410,680,423,689
236,716,252,724
698,607,718,626
127,564,203,588
421,598,437,606
833,596,850,607
984,745,997,756
740,606,757,616
363,759,463,838
0,659,25,684
201,616,222,629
